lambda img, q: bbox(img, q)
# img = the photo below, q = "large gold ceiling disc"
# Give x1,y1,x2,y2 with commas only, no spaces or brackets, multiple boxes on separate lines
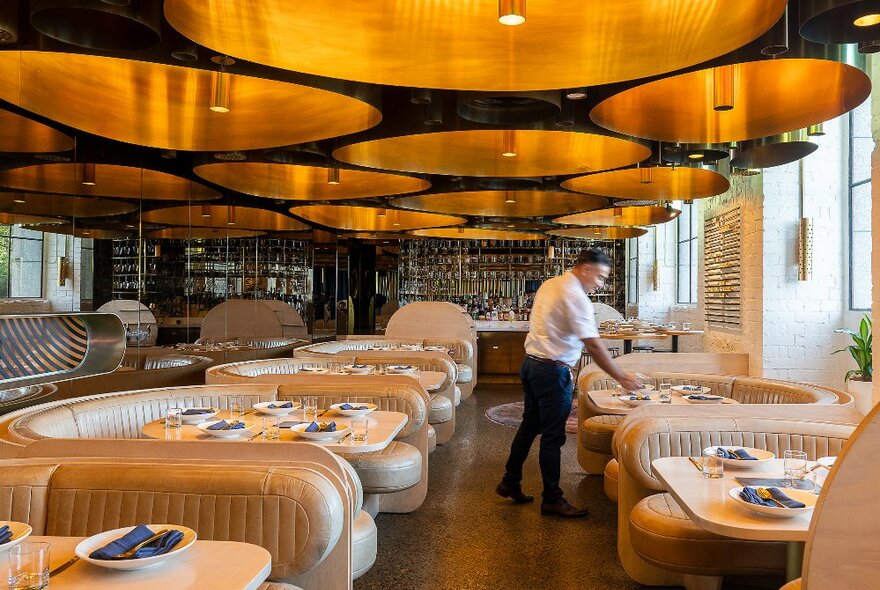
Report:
0,193,137,218
165,0,784,91
193,162,429,201
554,205,680,226
148,227,265,239
392,190,607,217
548,226,648,240
0,163,219,201
0,108,73,153
0,51,381,151
334,130,650,177
289,205,465,232
561,166,729,201
0,212,65,226
410,227,545,240
591,58,871,143
26,225,131,239
142,205,310,232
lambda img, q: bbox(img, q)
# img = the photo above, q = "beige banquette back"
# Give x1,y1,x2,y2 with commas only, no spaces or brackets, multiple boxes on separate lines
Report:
295,338,473,363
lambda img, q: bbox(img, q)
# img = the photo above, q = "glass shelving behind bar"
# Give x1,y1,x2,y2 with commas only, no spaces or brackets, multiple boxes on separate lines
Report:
398,238,625,318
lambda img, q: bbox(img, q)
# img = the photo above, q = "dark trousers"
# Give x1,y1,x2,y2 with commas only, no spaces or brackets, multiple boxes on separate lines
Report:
502,356,573,503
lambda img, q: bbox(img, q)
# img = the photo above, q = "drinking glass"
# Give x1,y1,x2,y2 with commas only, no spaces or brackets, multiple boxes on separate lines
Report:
702,448,725,479
658,381,672,404
262,416,280,440
351,417,369,443
682,321,692,331
229,395,244,421
8,542,50,590
165,407,182,429
784,450,808,484
304,396,319,422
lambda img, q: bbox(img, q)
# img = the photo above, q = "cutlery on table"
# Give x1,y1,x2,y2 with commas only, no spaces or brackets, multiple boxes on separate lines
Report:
687,456,704,471
110,528,170,559
247,431,264,441
49,556,80,577
755,488,788,508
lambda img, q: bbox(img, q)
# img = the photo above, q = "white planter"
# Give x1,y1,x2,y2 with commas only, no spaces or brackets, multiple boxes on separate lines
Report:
847,379,875,416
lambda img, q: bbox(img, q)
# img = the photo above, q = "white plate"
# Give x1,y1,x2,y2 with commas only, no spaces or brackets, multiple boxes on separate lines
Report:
290,422,352,441
178,407,218,423
0,521,32,553
75,524,196,570
671,385,712,396
386,365,416,374
704,446,776,468
253,401,301,415
817,456,836,469
621,396,659,407
728,487,817,519
330,402,378,417
297,367,328,375
343,364,373,374
683,394,725,404
423,346,448,352
196,419,256,438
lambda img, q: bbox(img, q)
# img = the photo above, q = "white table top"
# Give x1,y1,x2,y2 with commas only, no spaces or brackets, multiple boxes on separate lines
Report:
142,409,408,454
587,389,738,414
475,320,530,332
2,536,270,590
652,457,814,541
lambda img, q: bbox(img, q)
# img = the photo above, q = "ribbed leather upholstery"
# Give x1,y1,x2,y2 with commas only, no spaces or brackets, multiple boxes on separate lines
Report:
143,355,198,370
582,414,625,454
427,425,437,453
456,364,473,383
0,463,55,533
429,394,453,424
338,442,423,493
603,458,619,504
334,459,376,580
630,493,786,576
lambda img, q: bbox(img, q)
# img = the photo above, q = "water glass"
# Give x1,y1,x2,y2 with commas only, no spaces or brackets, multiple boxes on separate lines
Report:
8,542,50,590
165,407,182,429
304,396,318,422
784,450,808,483
229,395,245,421
702,448,725,479
262,416,280,440
682,321,692,331
658,381,672,404
351,417,369,443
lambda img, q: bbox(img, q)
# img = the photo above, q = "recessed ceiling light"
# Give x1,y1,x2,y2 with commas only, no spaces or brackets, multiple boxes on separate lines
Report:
565,88,588,100
687,153,704,160
854,13,880,27
498,0,526,26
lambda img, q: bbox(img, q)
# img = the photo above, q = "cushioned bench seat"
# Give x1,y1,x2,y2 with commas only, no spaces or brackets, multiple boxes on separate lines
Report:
430,394,453,424
581,414,625,473
603,458,619,504
338,441,423,494
456,364,473,383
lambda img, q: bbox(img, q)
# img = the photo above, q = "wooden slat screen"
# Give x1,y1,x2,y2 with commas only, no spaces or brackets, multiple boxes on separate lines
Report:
704,208,741,327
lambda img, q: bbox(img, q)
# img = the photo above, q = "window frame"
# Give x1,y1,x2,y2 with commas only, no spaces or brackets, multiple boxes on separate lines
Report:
676,204,698,304
849,106,872,312
0,224,45,299
626,236,638,304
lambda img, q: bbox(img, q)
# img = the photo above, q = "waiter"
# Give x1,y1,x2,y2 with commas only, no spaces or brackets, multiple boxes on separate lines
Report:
496,249,641,517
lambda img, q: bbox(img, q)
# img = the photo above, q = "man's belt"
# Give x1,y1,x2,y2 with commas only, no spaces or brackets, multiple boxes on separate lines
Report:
526,354,570,368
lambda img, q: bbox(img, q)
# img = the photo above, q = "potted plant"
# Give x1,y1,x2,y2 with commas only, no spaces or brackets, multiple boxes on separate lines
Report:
834,314,873,415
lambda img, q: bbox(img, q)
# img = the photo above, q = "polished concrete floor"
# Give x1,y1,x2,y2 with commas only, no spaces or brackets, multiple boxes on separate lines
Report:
355,383,783,590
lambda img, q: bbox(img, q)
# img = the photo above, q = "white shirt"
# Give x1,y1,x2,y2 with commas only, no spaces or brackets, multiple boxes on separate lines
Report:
524,271,599,367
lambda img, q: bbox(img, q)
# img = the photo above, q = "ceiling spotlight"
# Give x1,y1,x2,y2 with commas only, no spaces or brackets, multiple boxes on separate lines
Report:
501,129,517,157
327,167,341,185
377,208,387,217
81,163,96,186
13,195,25,204
411,89,432,104
504,191,516,204
498,0,526,26
854,13,880,27
82,230,91,236
713,65,735,111
210,70,230,113
807,123,826,136
687,152,705,160
227,205,236,225
125,224,135,229
201,204,211,218
507,224,515,228
639,165,653,184
565,87,588,100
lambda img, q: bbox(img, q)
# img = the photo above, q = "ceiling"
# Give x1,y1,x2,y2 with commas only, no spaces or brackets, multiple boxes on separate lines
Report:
0,0,871,240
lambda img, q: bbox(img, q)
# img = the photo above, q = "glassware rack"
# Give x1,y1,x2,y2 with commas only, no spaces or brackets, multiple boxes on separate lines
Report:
398,238,625,316
111,237,312,319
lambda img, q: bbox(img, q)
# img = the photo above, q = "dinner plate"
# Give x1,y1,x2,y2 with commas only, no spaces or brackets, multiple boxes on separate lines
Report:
423,346,448,352
330,402,378,417
196,419,256,438
817,456,836,469
683,394,725,404
704,446,776,468
621,396,659,407
0,521,32,553
671,385,712,396
386,365,416,374
289,423,352,441
343,364,373,374
253,401,301,415
728,487,817,519
297,367,328,375
75,524,196,570
178,407,218,423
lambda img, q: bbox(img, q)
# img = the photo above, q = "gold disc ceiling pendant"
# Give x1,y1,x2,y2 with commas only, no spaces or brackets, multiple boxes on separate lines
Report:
392,190,608,217
148,227,265,239
193,162,430,201
0,163,219,201
410,227,545,240
334,130,650,177
289,205,465,232
0,51,381,151
26,225,131,239
165,0,784,91
548,226,648,239
0,193,137,218
554,205,680,226
0,108,73,153
142,205,311,232
561,166,729,200
591,58,871,143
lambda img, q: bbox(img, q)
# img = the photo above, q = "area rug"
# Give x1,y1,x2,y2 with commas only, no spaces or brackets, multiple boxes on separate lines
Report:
484,399,579,435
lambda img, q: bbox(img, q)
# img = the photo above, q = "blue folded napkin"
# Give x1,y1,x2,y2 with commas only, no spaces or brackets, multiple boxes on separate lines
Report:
267,402,293,409
181,408,212,415
339,403,369,411
627,395,651,401
680,385,704,391
89,525,185,560
739,487,805,509
0,525,12,545
206,420,245,430
719,447,758,460
305,421,336,432
686,394,721,401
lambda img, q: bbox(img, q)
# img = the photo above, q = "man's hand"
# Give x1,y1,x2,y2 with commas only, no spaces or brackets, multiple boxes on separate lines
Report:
617,373,642,392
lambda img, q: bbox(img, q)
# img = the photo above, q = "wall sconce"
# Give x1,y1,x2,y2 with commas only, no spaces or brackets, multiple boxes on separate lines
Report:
798,217,813,281
58,256,69,286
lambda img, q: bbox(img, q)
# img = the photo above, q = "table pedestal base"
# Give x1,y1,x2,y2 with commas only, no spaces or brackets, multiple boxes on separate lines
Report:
683,573,722,590
786,541,805,581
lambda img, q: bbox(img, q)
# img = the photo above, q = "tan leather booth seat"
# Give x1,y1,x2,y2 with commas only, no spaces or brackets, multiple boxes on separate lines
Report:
603,458,619,504
612,405,862,588
427,424,437,453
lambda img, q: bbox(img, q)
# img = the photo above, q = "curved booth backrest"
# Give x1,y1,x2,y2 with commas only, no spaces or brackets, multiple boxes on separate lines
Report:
386,302,476,345
200,299,307,340
593,302,624,324
294,339,471,362
0,384,58,416
97,300,158,346
580,352,750,378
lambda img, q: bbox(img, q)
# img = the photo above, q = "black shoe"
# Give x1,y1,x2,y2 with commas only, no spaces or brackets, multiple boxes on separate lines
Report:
540,498,589,518
496,480,535,504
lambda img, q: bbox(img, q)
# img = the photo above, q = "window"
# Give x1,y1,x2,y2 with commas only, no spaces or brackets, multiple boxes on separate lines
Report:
677,204,698,304
850,100,872,311
626,237,638,304
0,225,44,298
